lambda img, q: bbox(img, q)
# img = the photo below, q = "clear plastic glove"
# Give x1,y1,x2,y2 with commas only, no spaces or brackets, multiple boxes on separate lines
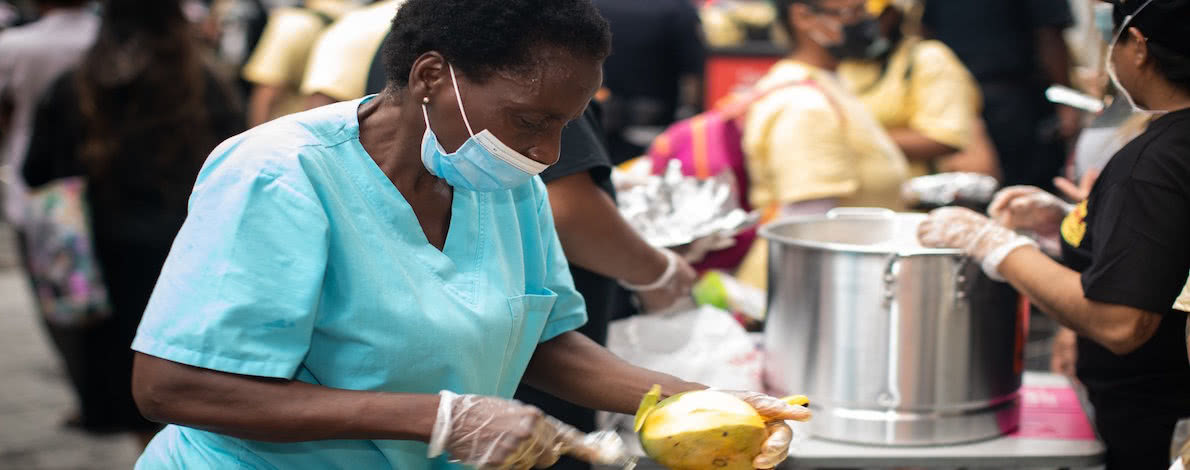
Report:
428,391,621,470
718,391,813,469
675,232,737,264
987,186,1072,236
625,249,698,314
917,207,1038,282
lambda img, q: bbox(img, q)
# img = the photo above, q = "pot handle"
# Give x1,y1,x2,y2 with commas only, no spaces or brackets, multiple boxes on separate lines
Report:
825,207,896,220
954,255,972,302
879,253,905,409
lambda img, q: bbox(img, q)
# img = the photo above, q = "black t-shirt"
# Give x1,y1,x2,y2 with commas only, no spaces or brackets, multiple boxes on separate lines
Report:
922,0,1073,83
1059,108,1190,417
538,104,623,346
595,0,706,126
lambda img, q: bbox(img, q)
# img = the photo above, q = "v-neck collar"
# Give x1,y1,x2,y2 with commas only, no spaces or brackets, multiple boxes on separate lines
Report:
339,96,486,306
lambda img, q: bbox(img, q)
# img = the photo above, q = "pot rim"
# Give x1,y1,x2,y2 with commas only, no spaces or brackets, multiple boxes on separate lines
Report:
758,213,964,256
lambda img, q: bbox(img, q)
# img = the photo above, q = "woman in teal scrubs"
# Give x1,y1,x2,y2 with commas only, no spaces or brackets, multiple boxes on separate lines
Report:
128,1,808,469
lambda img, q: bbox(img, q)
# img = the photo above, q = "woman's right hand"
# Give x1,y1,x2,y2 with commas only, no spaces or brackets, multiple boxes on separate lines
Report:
430,392,570,470
987,186,1072,236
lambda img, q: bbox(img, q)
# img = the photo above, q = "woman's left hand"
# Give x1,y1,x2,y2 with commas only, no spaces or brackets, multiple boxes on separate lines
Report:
987,186,1071,236
718,391,813,469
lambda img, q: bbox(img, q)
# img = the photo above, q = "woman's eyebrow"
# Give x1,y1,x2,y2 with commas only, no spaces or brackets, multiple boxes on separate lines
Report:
500,98,574,122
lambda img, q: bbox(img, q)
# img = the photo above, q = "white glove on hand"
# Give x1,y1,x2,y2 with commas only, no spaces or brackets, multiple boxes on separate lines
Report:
429,392,592,470
917,207,1038,282
718,391,813,469
987,186,1073,236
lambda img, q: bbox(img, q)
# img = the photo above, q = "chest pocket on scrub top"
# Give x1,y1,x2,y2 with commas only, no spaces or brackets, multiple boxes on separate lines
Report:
501,292,558,384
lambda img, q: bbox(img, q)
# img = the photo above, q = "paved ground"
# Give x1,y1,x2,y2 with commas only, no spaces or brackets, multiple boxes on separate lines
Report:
0,225,140,470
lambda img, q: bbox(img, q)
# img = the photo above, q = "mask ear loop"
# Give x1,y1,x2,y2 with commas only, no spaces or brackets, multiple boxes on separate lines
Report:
448,65,476,138
1111,0,1155,44
421,97,433,132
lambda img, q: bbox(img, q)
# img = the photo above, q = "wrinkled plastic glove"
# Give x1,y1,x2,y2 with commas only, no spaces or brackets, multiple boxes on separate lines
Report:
718,391,813,469
679,232,737,264
987,186,1073,236
428,391,627,470
918,207,1039,282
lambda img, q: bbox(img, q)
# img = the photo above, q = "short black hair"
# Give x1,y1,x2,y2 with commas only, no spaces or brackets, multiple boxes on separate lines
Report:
382,0,612,89
1114,0,1190,92
773,0,821,37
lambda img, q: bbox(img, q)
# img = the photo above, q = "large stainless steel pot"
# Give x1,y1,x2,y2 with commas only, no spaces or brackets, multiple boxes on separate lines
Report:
760,208,1023,446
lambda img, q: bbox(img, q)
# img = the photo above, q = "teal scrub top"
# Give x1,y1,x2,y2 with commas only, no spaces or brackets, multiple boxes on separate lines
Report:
131,96,588,469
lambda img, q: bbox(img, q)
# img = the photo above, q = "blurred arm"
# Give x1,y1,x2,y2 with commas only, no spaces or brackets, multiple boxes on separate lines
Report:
545,171,670,286
247,84,284,127
304,92,339,110
887,127,959,162
999,248,1161,355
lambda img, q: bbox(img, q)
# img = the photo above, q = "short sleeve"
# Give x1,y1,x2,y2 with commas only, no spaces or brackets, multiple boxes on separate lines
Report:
906,41,981,149
1081,179,1190,314
1028,0,1075,30
132,142,330,379
532,179,588,342
299,4,397,101
745,88,858,207
241,8,327,88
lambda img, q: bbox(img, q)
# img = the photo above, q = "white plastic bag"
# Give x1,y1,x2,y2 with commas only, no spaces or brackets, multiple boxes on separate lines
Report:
598,304,764,431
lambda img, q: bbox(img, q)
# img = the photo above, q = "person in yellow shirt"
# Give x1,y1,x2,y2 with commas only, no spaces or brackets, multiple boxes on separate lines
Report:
837,0,998,179
241,0,362,126
737,0,910,289
299,0,404,109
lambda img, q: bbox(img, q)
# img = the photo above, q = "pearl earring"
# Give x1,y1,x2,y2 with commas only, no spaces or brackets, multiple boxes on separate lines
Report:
423,97,430,104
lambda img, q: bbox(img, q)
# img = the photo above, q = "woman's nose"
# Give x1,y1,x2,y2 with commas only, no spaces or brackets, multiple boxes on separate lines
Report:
526,141,561,167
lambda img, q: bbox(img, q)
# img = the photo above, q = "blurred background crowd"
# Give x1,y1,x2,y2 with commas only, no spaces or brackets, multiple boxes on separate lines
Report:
0,0,1161,468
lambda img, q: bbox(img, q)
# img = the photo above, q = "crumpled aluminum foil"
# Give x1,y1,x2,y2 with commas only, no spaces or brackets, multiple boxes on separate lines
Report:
901,172,1000,209
614,160,759,248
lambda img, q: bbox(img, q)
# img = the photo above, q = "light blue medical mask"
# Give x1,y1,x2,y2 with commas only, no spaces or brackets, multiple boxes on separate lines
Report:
420,65,548,192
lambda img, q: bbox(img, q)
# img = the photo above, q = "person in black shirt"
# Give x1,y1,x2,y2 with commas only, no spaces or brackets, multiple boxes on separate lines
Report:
512,102,697,470
921,0,1079,191
917,1,1190,467
593,0,707,164
22,0,244,447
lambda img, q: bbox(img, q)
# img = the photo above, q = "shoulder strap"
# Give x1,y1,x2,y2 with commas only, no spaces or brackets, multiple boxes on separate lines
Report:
720,77,847,130
718,79,813,118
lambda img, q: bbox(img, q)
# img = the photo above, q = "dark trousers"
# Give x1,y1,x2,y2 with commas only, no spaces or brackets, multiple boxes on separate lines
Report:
17,230,159,433
1095,408,1179,469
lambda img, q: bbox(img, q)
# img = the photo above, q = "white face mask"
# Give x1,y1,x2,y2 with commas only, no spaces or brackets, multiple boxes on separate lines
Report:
1106,0,1164,114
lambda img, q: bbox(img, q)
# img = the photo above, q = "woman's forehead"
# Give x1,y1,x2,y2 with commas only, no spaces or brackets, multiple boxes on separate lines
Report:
481,52,602,115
